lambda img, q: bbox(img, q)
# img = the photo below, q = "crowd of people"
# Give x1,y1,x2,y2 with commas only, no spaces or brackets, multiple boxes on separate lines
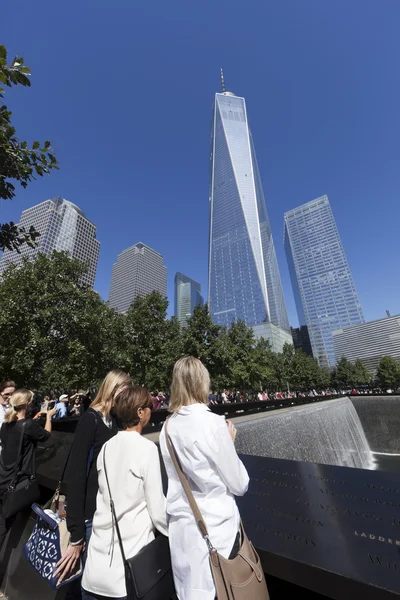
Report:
0,358,250,600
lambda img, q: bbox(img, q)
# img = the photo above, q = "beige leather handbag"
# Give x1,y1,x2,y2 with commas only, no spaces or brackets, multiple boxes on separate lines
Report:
165,420,270,600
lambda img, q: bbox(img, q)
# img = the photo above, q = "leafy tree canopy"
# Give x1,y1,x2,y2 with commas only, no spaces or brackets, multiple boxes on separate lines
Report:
376,356,400,391
0,44,58,251
0,253,380,394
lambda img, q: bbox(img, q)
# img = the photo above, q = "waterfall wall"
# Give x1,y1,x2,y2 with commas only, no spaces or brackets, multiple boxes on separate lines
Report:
236,397,375,469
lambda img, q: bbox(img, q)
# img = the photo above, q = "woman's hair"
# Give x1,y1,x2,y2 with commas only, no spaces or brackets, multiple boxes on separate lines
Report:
5,388,34,423
90,369,131,417
169,356,210,413
0,380,16,394
113,384,152,429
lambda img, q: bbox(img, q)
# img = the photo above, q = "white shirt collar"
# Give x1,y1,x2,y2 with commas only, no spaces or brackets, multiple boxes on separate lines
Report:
177,403,210,415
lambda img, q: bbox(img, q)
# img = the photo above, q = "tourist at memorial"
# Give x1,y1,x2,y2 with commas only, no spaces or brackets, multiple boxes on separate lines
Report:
160,356,249,600
0,382,16,429
81,383,168,600
54,393,69,419
69,392,84,417
0,389,57,549
54,369,131,594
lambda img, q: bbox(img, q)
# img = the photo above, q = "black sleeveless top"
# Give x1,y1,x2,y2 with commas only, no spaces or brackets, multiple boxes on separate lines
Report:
0,418,50,495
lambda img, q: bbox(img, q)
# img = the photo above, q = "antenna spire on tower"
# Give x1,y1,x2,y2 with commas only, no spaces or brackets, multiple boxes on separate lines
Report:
220,68,226,93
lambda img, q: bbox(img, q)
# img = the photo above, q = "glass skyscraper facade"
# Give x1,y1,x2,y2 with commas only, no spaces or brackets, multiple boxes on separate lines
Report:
284,195,364,368
0,196,100,287
108,242,167,313
208,88,289,332
174,272,204,327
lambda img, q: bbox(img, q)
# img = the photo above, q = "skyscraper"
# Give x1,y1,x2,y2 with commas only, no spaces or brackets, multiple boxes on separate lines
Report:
175,272,204,327
208,74,290,338
284,195,364,368
0,196,100,287
108,242,167,313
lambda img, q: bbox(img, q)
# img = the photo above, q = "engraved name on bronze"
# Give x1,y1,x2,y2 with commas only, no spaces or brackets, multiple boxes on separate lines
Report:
354,531,400,546
256,524,317,547
295,498,384,522
255,505,324,527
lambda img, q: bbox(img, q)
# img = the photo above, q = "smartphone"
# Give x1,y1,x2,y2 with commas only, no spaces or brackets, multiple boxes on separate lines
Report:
47,401,55,411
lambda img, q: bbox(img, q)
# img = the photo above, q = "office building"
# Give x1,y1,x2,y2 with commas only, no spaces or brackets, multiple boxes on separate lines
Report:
291,326,313,357
208,73,290,334
284,195,364,368
333,313,400,372
175,272,204,327
108,242,167,313
0,197,100,287
252,322,293,354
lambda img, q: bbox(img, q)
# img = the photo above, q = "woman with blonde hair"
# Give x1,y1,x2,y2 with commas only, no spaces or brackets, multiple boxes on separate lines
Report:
160,357,249,600
55,370,131,591
0,389,57,549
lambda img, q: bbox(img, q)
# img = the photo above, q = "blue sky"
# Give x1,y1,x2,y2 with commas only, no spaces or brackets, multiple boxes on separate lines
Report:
2,0,400,324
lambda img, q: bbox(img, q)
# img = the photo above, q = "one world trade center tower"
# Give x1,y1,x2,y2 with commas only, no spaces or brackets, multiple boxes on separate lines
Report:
208,73,290,346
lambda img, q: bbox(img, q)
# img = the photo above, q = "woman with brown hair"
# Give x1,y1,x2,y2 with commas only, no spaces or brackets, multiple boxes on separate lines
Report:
82,383,168,600
54,370,131,591
0,389,56,548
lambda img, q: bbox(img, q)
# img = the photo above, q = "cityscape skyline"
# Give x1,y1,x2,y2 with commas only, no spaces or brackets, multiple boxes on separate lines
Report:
208,83,290,334
108,242,167,313
175,272,204,327
0,197,100,288
284,195,364,367
2,2,399,330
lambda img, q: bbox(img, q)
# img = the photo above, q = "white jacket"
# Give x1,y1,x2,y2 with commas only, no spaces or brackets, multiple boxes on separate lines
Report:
82,431,168,598
160,404,249,600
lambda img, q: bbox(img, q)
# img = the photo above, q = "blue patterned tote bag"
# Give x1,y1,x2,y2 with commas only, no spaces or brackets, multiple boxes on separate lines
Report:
24,503,82,589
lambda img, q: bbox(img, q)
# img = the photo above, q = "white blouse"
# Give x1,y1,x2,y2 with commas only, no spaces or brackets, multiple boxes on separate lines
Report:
82,431,168,598
159,404,249,600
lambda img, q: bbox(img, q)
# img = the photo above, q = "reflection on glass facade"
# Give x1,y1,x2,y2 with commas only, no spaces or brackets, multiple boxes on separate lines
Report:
208,90,289,332
284,196,364,368
175,272,204,327
108,242,167,313
0,196,100,287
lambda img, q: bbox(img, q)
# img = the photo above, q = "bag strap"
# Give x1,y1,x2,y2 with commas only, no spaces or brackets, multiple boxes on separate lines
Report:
164,418,215,552
51,411,98,509
103,444,127,565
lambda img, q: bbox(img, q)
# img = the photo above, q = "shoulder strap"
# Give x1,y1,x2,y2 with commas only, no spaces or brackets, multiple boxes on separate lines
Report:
164,419,214,551
103,444,127,565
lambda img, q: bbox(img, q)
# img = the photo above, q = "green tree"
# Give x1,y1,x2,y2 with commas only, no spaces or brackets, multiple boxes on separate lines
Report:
316,366,331,389
353,359,372,387
331,356,355,389
0,45,58,251
376,356,400,391
0,252,120,389
252,337,278,391
225,320,256,391
182,304,228,384
291,350,318,390
124,291,171,389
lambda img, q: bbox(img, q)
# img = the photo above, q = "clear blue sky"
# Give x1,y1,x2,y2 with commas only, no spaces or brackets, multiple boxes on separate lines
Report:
2,0,400,324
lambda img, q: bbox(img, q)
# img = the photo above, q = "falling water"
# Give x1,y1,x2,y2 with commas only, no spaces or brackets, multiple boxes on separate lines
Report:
236,397,376,470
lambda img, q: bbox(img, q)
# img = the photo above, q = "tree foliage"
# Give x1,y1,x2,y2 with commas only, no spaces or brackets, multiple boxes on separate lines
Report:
376,356,400,391
0,44,58,251
0,252,122,389
331,356,372,389
0,252,389,393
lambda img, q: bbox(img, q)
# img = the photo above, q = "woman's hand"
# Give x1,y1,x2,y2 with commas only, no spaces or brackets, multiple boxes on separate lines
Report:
47,407,57,418
226,420,237,443
54,543,84,584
